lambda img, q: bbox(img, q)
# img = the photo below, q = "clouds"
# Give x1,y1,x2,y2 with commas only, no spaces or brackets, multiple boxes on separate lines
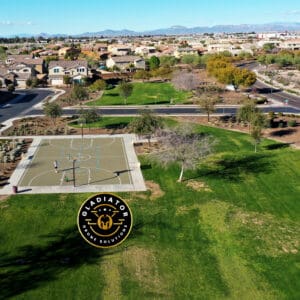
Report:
0,21,34,26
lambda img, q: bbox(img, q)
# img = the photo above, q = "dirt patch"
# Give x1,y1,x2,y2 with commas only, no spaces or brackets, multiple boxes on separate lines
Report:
134,142,161,155
232,209,299,256
122,246,169,296
176,203,202,215
145,180,165,200
0,195,9,202
185,180,212,192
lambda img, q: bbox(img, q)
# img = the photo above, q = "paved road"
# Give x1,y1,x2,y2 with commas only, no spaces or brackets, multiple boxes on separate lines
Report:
0,89,53,123
240,61,300,109
27,105,300,117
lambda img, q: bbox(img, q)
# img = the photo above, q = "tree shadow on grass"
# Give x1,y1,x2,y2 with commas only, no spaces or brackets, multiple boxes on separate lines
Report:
0,226,119,299
104,122,129,129
106,93,119,97
191,153,271,182
270,129,296,137
264,143,291,150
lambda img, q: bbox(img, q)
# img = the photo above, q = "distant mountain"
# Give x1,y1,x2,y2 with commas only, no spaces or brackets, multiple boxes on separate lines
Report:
2,22,300,38
75,22,300,37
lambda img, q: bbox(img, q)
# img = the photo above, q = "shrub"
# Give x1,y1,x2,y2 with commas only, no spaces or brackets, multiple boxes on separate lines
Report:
288,120,297,127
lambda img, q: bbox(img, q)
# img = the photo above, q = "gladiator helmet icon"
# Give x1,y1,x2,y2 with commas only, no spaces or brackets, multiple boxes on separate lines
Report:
98,214,113,230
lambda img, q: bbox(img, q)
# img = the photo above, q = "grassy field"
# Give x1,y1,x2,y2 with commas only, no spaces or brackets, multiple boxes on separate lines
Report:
0,126,299,299
87,82,191,106
69,116,177,129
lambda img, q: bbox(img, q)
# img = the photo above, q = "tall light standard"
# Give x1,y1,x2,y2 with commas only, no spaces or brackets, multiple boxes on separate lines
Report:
73,159,77,187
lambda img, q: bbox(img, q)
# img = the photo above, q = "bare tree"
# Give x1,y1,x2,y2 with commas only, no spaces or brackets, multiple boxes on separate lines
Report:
171,71,199,91
152,124,215,182
197,94,219,122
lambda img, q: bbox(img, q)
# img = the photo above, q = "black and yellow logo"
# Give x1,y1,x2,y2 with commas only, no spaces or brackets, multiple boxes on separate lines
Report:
77,193,132,248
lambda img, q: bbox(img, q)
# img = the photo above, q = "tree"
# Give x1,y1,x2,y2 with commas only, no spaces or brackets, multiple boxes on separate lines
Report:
159,55,178,67
263,43,276,52
238,101,266,151
251,125,263,153
133,70,151,82
237,101,260,131
233,68,256,89
25,77,39,88
26,78,33,88
78,107,100,124
171,71,199,91
152,124,214,182
0,46,7,61
89,79,107,92
63,75,72,86
149,56,160,70
43,102,62,125
71,84,88,101
129,110,163,145
7,84,15,93
198,94,219,122
119,81,133,105
151,66,173,80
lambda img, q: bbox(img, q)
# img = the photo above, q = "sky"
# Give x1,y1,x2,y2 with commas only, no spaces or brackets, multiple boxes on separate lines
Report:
0,0,299,36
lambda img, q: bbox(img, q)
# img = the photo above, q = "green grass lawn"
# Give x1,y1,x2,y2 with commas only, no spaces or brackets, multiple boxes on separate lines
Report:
69,116,177,129
0,126,299,299
87,82,191,106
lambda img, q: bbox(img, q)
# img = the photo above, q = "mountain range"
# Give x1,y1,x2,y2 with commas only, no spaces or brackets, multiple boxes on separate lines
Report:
3,22,300,38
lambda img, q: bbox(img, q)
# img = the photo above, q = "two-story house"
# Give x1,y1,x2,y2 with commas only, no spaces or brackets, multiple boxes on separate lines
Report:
106,56,145,71
7,63,36,88
6,55,45,74
48,60,88,86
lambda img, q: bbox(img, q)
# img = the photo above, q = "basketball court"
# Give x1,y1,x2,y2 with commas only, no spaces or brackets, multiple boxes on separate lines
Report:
1,134,146,194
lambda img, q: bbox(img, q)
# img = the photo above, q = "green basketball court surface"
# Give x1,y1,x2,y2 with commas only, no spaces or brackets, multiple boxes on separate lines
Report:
1,135,146,194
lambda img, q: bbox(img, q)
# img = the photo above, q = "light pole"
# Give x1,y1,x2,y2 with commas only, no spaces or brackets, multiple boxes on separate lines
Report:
73,159,76,187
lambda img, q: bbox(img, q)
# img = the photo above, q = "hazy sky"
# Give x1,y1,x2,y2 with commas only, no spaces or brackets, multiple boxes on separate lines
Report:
0,0,299,35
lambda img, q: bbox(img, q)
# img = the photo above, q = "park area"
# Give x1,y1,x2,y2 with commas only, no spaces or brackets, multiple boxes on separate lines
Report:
87,82,191,106
0,125,299,299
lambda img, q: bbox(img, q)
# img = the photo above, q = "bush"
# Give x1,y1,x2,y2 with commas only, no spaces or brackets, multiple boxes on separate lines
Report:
255,97,267,105
288,120,297,127
7,84,15,92
278,120,287,128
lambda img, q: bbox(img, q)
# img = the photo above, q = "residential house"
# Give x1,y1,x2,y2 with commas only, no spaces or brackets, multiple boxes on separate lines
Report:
279,39,300,51
6,55,45,74
108,45,132,56
106,56,145,70
58,47,72,57
135,46,156,56
206,43,251,55
7,63,36,88
48,60,88,86
173,48,199,58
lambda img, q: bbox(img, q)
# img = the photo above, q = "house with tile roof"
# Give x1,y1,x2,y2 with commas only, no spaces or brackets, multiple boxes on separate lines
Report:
48,60,88,86
106,56,145,70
